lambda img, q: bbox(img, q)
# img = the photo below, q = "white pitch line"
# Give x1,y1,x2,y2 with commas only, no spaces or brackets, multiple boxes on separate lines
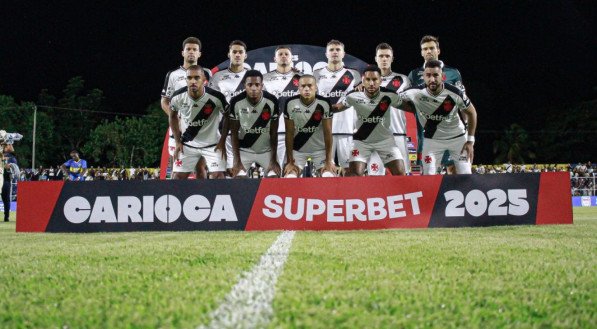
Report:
198,230,295,329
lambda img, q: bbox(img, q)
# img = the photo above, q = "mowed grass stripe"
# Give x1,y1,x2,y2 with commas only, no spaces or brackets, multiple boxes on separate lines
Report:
271,210,596,328
0,224,280,328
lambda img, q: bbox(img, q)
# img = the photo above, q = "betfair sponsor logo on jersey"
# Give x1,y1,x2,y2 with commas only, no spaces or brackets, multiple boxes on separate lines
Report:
359,115,385,124
297,126,317,133
186,119,209,127
424,113,447,121
322,90,346,98
274,90,299,98
243,127,269,134
63,194,238,224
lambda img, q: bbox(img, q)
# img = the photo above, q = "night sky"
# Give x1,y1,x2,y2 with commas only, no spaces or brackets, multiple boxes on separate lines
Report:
2,1,595,162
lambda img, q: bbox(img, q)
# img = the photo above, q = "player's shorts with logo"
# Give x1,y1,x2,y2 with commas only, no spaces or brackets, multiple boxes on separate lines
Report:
421,135,471,175
173,144,226,173
350,138,403,164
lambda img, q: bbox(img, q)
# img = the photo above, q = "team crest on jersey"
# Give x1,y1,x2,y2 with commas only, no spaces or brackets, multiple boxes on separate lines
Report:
204,104,213,115
442,73,447,81
292,78,299,87
442,98,455,112
392,79,401,88
261,108,271,120
175,159,183,167
379,101,389,111
342,75,351,85
313,109,322,121
351,149,359,157
424,156,432,164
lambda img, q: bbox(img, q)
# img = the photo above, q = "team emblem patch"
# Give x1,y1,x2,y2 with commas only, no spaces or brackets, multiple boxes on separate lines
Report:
313,110,322,121
261,108,271,120
292,78,299,87
175,159,183,167
392,79,401,88
424,156,432,164
442,99,454,112
342,75,351,85
379,101,389,111
351,149,359,157
371,163,379,172
204,104,213,115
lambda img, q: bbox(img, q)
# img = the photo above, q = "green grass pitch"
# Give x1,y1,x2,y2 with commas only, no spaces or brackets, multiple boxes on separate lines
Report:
0,209,595,328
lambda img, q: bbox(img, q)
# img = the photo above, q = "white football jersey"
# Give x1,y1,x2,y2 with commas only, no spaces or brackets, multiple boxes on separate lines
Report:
263,70,302,133
229,91,280,153
314,66,361,135
340,88,402,143
208,68,248,102
161,66,212,99
283,95,332,153
170,86,228,148
381,72,411,135
399,83,471,140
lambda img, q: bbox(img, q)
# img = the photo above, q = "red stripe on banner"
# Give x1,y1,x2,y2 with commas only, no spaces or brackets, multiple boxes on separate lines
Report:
159,129,170,180
245,176,443,230
16,181,64,232
536,172,573,225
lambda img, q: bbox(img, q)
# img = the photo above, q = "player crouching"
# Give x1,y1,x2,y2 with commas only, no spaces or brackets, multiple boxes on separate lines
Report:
283,75,336,178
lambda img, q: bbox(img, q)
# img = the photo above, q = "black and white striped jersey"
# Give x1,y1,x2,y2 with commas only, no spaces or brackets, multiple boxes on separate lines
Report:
313,66,361,135
263,70,302,134
208,68,248,102
381,72,411,135
170,86,228,148
283,95,332,153
161,66,212,99
340,88,402,143
399,83,471,140
228,91,280,153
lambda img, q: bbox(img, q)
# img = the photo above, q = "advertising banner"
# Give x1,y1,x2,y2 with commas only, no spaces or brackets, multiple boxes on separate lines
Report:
17,172,572,232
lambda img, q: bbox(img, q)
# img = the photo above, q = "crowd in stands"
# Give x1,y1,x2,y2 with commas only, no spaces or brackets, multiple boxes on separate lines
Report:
20,167,160,181
15,162,596,195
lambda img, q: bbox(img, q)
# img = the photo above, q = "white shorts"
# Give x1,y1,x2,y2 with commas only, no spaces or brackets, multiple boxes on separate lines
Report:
239,149,273,172
367,135,407,176
350,139,403,164
173,144,226,173
332,135,352,168
277,133,286,167
293,149,327,171
225,135,234,169
421,136,471,175
168,128,176,157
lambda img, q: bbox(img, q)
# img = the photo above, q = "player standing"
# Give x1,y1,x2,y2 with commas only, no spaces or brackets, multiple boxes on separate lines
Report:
314,40,361,175
263,45,302,168
399,60,477,175
228,70,281,178
169,65,228,180
161,37,212,178
408,35,465,172
333,66,406,176
367,42,412,176
283,75,335,177
209,40,249,174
